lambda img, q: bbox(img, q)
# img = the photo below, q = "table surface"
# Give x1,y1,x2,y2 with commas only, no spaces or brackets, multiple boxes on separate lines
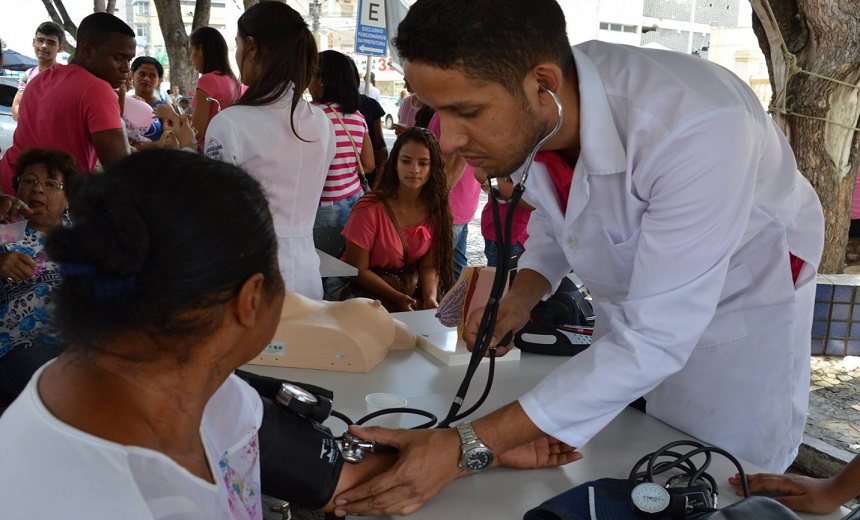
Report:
244,332,846,519
317,248,357,278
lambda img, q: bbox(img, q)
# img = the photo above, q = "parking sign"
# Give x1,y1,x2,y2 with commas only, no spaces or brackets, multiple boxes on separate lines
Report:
354,0,387,57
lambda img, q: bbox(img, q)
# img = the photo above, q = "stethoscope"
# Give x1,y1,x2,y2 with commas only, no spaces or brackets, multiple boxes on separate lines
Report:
435,83,564,429
278,84,565,462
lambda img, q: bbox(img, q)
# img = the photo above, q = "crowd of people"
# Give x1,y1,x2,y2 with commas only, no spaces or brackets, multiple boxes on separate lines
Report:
0,0,857,518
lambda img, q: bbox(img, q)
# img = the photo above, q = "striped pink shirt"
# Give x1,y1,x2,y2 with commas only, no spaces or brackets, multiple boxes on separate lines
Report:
318,103,367,202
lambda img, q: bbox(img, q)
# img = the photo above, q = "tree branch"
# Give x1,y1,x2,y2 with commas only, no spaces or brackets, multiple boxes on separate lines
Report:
192,0,211,31
40,0,77,52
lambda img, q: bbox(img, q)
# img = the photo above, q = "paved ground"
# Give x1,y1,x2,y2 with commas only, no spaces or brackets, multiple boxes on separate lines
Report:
808,356,860,456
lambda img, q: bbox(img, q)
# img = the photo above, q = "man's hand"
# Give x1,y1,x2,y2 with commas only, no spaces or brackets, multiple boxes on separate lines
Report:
333,425,462,517
0,252,37,281
332,425,582,517
728,473,844,514
0,195,32,222
463,293,533,357
496,434,582,469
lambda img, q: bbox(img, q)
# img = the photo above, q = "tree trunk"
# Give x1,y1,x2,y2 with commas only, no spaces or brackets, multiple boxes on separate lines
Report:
192,0,211,32
152,0,210,95
92,1,118,12
243,0,286,9
750,0,860,273
40,0,78,53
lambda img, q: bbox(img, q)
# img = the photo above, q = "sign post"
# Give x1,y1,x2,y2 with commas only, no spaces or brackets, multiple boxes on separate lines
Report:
355,0,388,57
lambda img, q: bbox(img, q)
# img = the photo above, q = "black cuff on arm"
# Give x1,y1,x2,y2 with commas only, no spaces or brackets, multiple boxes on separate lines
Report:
258,395,344,510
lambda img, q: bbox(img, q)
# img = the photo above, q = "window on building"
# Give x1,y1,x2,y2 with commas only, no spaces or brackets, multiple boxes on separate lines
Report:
599,22,638,33
136,25,149,38
135,1,149,15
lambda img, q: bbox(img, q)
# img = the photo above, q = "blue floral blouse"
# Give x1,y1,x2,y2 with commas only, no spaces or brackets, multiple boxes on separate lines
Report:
0,228,63,354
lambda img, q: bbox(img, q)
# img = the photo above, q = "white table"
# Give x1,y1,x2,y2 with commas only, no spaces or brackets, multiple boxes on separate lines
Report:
317,248,357,277
244,344,847,519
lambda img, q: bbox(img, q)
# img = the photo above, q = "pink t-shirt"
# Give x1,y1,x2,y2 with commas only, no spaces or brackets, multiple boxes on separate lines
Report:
427,113,481,224
17,65,49,91
317,103,366,202
343,196,433,269
481,199,530,245
398,94,421,127
1,64,121,194
852,167,860,220
193,72,241,123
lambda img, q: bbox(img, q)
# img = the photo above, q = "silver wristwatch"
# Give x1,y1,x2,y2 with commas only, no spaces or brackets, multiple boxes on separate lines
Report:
456,421,494,473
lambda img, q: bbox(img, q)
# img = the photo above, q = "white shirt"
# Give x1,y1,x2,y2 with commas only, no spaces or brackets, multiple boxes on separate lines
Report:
0,368,265,519
358,81,381,102
516,41,824,472
205,88,336,300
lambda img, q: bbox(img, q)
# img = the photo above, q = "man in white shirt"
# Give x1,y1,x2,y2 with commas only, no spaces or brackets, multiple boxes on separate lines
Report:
329,0,825,516
358,71,381,102
12,21,63,121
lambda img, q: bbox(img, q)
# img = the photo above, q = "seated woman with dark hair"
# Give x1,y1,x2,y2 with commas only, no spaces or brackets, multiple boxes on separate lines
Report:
338,127,454,311
0,149,580,518
0,150,389,516
0,148,76,404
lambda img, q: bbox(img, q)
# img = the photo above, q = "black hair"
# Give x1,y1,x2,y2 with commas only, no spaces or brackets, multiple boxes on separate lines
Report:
35,21,64,46
76,12,134,48
393,0,574,97
315,50,359,114
371,126,453,293
45,150,281,353
190,26,238,88
235,2,317,139
13,148,77,192
414,105,436,129
131,56,164,78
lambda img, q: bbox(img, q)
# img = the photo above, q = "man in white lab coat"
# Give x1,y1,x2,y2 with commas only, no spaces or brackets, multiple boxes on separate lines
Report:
330,0,825,516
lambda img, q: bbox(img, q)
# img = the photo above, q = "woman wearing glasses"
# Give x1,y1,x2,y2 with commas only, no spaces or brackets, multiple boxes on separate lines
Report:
0,148,75,404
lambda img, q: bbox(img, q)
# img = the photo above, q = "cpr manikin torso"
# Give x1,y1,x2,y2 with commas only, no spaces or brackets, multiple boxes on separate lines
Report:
247,292,417,372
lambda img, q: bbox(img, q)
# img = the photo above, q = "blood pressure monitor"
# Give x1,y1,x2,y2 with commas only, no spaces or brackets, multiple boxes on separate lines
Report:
631,482,688,519
275,382,332,422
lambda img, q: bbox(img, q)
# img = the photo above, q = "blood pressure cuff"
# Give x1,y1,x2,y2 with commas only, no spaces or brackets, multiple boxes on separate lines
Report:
524,478,632,520
524,478,716,520
236,370,343,511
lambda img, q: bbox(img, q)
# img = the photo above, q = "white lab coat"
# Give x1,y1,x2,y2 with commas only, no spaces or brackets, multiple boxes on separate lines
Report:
517,41,824,472
205,88,336,300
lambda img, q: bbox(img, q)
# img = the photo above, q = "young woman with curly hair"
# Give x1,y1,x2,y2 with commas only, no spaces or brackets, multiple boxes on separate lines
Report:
340,126,453,311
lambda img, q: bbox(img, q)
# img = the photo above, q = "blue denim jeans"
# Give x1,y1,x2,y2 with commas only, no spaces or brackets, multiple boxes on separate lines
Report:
452,223,468,281
315,191,362,229
484,239,525,268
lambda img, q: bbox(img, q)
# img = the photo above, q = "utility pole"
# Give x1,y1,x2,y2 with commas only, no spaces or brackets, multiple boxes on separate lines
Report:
309,0,321,47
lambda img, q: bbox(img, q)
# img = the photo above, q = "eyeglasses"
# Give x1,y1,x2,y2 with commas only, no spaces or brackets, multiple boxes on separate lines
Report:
33,37,60,48
17,175,64,192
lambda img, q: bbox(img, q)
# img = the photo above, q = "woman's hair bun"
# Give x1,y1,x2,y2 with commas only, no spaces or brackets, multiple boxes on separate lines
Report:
46,173,150,277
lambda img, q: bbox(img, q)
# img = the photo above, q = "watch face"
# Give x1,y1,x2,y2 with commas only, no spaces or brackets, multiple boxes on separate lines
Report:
631,482,671,513
464,448,494,472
